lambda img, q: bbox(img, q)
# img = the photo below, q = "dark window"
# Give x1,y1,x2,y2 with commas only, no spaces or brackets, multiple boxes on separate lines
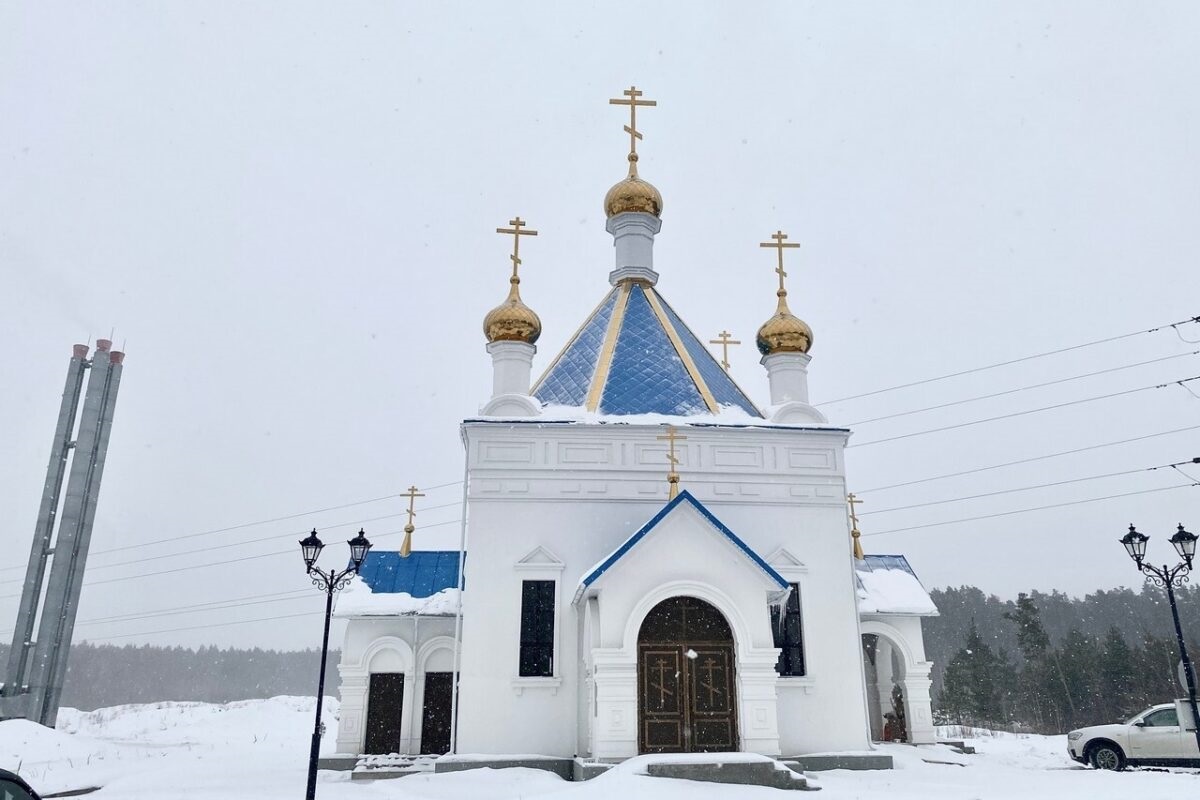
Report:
771,584,805,677
519,579,555,677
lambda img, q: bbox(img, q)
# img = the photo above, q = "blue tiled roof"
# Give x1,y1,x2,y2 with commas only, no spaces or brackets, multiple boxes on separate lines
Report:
533,288,619,408
574,490,787,602
356,550,462,597
856,554,918,577
532,282,762,417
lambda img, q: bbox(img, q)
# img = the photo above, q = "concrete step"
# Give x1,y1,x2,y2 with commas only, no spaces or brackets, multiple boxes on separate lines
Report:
351,754,438,781
646,758,814,791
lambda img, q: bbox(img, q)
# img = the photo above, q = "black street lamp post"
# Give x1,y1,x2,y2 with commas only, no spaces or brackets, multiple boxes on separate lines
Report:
1120,523,1199,755
299,528,372,800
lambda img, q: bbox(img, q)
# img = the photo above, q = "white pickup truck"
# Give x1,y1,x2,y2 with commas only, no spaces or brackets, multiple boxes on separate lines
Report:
1067,699,1200,770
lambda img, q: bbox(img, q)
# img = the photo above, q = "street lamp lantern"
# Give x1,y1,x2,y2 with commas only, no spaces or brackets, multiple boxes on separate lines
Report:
1119,524,1149,566
1170,524,1196,568
299,529,324,571
299,529,371,800
347,529,372,570
1120,522,1200,757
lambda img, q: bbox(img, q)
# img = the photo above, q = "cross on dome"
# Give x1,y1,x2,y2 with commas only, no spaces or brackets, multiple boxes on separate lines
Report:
755,229,813,356
496,217,539,281
604,86,663,218
483,215,542,344
759,230,801,297
609,85,657,174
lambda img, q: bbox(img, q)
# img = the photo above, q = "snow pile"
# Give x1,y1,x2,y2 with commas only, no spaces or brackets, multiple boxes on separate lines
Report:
334,578,460,618
856,566,938,615
1,698,1197,799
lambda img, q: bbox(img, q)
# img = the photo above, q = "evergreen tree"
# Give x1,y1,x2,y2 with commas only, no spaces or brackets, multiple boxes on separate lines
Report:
938,621,1013,728
1097,627,1138,720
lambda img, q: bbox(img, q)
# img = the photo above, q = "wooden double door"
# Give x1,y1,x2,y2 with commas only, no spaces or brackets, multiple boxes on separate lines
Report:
637,597,738,753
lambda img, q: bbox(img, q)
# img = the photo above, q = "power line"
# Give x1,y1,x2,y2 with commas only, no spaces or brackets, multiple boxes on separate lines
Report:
74,589,310,626
79,611,319,642
856,424,1200,493
861,482,1198,538
819,314,1199,406
0,497,463,579
86,479,463,557
846,351,1198,427
848,376,1199,449
0,517,465,599
76,501,461,577
859,461,1196,515
0,590,314,639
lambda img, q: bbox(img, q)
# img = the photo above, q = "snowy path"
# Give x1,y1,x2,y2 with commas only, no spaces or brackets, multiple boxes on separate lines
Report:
0,697,1195,799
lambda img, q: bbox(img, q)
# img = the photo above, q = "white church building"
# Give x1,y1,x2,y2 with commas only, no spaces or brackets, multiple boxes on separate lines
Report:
331,90,938,763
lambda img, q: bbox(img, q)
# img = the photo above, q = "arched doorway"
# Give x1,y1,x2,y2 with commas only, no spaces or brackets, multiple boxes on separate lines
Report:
637,596,738,753
862,633,908,742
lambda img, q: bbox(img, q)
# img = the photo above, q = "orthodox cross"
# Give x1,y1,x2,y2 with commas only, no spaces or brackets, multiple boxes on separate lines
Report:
652,658,675,708
609,85,657,169
759,230,801,294
657,425,687,500
496,217,538,281
708,330,741,371
847,492,865,560
699,657,724,706
399,485,425,558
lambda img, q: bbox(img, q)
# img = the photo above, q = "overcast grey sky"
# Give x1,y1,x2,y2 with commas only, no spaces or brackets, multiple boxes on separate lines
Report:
1,2,1198,650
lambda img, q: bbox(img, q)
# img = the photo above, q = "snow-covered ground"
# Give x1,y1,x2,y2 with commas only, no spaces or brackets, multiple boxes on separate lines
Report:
0,697,1196,799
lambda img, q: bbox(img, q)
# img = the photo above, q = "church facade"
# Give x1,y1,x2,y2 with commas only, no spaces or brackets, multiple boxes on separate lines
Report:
332,88,937,761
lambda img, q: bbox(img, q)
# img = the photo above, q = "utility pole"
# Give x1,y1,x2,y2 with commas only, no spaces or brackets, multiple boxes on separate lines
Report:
1,340,126,727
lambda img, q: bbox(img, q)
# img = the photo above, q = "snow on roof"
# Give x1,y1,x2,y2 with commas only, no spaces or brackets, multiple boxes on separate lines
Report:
574,490,788,603
855,554,938,616
333,581,460,618
331,550,463,618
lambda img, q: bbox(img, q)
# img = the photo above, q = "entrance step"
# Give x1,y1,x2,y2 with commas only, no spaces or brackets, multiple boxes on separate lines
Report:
783,753,894,771
351,754,438,781
644,756,814,791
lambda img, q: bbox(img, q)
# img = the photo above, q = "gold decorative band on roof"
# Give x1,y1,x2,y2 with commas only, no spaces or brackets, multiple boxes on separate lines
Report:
644,287,720,414
530,287,618,395
585,281,633,412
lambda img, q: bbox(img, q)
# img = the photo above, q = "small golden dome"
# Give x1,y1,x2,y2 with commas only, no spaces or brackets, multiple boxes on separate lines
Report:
484,277,541,344
604,156,663,218
756,292,813,355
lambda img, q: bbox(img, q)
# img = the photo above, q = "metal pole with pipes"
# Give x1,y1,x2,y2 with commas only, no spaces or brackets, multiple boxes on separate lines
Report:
4,339,126,727
1,345,90,713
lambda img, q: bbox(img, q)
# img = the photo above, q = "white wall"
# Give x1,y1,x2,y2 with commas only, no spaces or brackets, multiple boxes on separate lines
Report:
453,420,872,757
333,615,457,756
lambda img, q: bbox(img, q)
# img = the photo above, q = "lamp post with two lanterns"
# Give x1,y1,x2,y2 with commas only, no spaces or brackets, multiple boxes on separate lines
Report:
298,528,372,800
1119,523,1199,755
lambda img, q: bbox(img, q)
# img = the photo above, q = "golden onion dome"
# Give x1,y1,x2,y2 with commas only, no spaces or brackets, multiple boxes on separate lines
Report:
756,291,813,356
484,276,541,344
604,155,663,218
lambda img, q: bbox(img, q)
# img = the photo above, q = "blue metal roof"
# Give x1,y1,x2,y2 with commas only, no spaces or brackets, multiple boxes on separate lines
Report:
356,550,462,597
575,490,787,602
532,282,762,417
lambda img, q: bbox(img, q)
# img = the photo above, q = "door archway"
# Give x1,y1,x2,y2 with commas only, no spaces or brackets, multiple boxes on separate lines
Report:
863,632,908,742
637,596,738,753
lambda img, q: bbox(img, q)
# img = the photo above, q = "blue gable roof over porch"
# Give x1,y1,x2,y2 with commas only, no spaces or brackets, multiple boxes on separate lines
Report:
574,490,788,603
